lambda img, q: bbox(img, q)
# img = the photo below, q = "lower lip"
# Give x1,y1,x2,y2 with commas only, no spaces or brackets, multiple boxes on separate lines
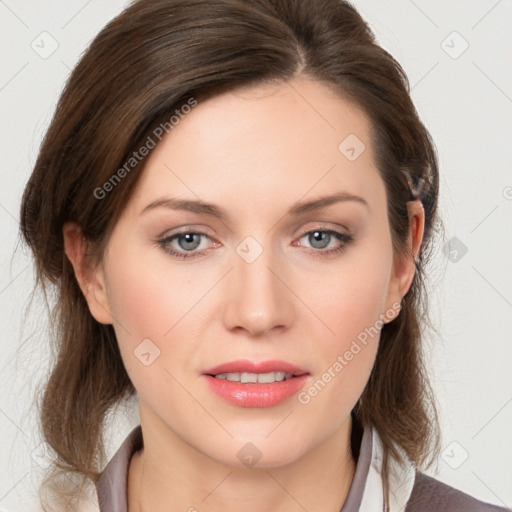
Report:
203,374,309,408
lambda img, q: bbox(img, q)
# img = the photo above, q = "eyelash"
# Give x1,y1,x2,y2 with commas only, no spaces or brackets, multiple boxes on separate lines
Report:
156,228,354,260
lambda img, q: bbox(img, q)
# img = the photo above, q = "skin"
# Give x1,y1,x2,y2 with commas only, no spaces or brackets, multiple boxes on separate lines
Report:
63,76,424,512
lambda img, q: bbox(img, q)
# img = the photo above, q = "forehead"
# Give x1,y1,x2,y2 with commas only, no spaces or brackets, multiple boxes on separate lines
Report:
123,77,384,220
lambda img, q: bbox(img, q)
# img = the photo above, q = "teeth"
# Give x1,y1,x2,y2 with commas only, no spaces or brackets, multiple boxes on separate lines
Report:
257,371,283,383
213,371,294,383
241,372,258,383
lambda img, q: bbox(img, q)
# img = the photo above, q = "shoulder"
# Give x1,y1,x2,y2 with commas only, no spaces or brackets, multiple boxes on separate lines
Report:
405,471,510,512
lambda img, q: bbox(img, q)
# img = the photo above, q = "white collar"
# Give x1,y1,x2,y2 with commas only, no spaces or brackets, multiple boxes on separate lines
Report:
359,426,416,512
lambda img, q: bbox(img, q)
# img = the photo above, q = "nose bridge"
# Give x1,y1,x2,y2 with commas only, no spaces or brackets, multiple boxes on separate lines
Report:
222,235,292,335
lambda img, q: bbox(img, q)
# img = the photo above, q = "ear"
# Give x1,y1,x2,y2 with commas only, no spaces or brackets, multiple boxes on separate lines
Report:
62,222,113,325
383,200,425,320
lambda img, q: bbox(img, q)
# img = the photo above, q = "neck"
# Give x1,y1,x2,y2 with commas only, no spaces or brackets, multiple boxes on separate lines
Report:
128,405,357,512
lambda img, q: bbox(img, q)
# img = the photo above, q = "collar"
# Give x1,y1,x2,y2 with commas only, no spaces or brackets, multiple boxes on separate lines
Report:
93,423,416,512
359,426,416,511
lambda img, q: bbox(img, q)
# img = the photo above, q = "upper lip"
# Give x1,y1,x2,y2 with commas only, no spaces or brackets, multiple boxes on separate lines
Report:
203,359,309,376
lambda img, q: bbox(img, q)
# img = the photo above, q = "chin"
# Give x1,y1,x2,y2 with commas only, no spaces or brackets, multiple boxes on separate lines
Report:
202,428,315,469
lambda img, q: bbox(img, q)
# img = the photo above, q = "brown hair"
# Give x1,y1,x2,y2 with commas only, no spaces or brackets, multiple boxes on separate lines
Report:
19,0,441,509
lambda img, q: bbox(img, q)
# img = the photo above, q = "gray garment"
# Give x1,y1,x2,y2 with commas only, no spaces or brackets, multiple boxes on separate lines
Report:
405,473,510,512
95,425,509,512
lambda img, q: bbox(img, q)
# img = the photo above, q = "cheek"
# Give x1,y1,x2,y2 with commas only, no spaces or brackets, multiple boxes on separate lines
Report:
296,235,392,410
297,274,384,427
102,254,194,383
104,242,209,344
306,235,393,346
106,266,172,339
103,265,200,429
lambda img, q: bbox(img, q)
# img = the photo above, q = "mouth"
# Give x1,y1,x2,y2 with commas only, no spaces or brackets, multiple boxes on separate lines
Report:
203,359,308,382
202,359,310,408
210,371,295,383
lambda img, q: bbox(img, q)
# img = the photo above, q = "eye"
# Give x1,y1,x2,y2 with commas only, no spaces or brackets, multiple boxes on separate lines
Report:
294,229,354,257
157,231,217,259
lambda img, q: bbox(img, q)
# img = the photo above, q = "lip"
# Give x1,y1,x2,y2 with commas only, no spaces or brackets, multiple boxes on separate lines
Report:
202,359,310,408
203,359,308,376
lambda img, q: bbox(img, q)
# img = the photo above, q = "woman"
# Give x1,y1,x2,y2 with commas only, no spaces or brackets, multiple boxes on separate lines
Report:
19,0,509,511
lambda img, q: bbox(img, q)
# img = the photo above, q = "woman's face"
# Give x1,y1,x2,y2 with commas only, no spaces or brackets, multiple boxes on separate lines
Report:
73,77,417,468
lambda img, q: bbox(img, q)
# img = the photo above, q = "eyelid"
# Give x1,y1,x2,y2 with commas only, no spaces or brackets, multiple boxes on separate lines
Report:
157,224,215,238
295,222,350,237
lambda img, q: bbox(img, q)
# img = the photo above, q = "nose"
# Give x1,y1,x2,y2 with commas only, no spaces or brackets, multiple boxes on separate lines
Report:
222,240,294,338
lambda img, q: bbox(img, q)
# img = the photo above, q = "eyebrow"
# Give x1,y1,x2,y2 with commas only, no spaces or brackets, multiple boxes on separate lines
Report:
140,191,370,219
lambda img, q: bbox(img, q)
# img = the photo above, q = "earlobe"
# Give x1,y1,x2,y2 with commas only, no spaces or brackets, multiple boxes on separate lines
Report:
62,222,113,325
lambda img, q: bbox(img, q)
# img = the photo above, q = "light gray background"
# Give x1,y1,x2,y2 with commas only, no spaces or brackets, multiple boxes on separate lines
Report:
1,1,511,510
